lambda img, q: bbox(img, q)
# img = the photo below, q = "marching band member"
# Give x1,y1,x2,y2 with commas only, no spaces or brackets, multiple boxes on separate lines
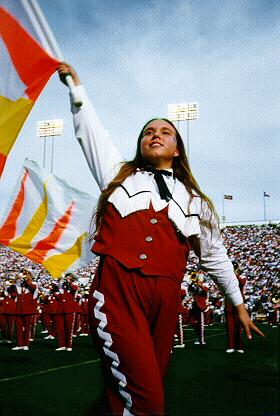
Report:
189,273,209,345
2,278,17,344
54,272,79,351
174,285,188,348
0,286,6,342
59,63,265,416
12,269,39,351
79,288,90,336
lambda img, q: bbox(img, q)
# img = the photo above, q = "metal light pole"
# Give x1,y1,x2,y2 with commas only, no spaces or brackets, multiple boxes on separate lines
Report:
36,119,63,173
222,194,225,222
168,102,199,160
263,191,270,221
222,194,233,222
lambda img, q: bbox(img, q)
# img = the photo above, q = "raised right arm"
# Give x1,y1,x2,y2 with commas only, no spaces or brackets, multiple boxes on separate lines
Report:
58,63,123,190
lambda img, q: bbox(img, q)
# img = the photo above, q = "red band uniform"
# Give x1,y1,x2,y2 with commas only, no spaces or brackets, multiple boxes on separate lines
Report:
54,275,78,351
189,274,209,345
2,282,17,343
13,272,39,349
69,84,244,415
225,273,247,352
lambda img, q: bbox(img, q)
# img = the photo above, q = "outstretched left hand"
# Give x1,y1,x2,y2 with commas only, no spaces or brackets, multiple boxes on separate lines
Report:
236,303,265,339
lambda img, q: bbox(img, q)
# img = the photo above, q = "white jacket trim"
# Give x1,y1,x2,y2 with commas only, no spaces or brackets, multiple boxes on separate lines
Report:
108,172,201,238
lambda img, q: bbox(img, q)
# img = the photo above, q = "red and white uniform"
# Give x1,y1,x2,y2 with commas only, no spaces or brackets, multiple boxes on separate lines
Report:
14,280,39,347
41,292,55,337
175,287,188,346
2,283,17,342
0,290,6,340
189,278,209,344
55,280,78,349
70,85,244,415
225,274,247,350
48,285,62,341
79,294,90,335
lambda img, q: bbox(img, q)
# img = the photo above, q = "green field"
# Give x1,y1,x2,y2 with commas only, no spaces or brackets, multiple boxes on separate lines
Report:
0,324,278,416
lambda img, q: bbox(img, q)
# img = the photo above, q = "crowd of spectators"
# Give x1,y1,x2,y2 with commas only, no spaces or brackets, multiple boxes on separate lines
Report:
186,223,279,322
0,223,279,323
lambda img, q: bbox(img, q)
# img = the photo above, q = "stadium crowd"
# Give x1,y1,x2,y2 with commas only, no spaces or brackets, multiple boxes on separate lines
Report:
0,224,279,351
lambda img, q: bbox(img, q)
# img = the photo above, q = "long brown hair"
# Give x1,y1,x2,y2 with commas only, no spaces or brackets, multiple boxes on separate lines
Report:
92,118,218,236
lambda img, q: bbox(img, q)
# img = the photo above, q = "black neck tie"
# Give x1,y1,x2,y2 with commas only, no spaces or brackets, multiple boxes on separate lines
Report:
145,166,173,202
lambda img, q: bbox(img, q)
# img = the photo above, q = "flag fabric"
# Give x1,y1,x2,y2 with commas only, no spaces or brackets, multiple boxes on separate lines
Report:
224,194,233,200
264,192,270,198
0,0,60,177
0,160,97,278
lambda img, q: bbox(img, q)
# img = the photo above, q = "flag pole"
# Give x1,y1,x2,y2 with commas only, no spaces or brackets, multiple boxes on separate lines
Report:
222,194,225,221
20,0,82,107
263,191,266,221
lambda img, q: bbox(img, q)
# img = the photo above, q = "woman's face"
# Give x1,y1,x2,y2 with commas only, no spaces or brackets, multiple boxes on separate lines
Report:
140,119,179,169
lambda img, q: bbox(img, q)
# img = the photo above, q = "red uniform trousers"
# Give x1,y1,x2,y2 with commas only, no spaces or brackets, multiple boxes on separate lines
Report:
0,304,6,339
89,256,180,416
54,286,77,348
225,275,246,350
5,315,15,341
41,301,55,336
175,290,187,345
15,315,34,347
55,313,76,348
225,303,243,350
42,311,55,336
189,304,206,344
14,284,38,347
80,300,89,334
1,301,16,341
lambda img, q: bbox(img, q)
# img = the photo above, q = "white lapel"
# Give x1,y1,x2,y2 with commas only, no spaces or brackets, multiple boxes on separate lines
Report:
108,171,152,217
108,173,202,238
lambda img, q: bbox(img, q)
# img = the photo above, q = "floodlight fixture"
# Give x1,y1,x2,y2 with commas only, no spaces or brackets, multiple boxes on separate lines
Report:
36,119,64,172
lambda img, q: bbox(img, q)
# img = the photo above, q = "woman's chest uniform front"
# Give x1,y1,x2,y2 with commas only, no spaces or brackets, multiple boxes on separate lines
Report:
70,85,243,416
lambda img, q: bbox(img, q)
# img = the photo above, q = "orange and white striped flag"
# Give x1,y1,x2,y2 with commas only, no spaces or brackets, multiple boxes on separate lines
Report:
0,160,97,277
0,0,60,177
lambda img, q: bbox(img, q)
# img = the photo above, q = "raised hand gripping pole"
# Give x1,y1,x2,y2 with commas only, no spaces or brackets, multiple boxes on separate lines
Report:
65,75,83,108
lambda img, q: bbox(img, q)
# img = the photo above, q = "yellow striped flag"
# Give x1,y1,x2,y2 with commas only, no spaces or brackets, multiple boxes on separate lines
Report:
0,160,97,278
0,1,60,177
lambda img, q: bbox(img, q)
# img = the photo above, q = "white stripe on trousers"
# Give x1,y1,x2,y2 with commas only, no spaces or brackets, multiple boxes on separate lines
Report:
93,290,134,416
200,312,205,344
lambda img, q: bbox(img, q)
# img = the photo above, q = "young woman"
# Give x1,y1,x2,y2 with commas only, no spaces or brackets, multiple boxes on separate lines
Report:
58,63,264,416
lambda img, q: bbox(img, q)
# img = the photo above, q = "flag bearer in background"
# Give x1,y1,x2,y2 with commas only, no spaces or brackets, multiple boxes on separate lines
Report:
225,261,247,353
58,63,265,416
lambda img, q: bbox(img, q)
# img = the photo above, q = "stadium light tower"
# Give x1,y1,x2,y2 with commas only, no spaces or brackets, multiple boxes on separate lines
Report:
36,119,63,173
168,102,199,160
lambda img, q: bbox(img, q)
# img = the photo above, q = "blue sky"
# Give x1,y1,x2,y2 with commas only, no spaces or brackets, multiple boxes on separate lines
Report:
0,0,279,223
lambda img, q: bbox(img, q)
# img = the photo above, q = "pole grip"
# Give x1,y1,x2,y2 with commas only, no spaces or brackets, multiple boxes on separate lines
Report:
65,75,83,107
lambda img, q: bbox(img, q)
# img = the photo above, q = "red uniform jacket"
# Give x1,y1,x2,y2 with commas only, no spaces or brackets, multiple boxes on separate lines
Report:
60,281,78,313
2,285,17,314
49,292,63,314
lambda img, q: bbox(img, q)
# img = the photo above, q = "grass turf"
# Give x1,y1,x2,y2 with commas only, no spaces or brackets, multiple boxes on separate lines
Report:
0,323,278,416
